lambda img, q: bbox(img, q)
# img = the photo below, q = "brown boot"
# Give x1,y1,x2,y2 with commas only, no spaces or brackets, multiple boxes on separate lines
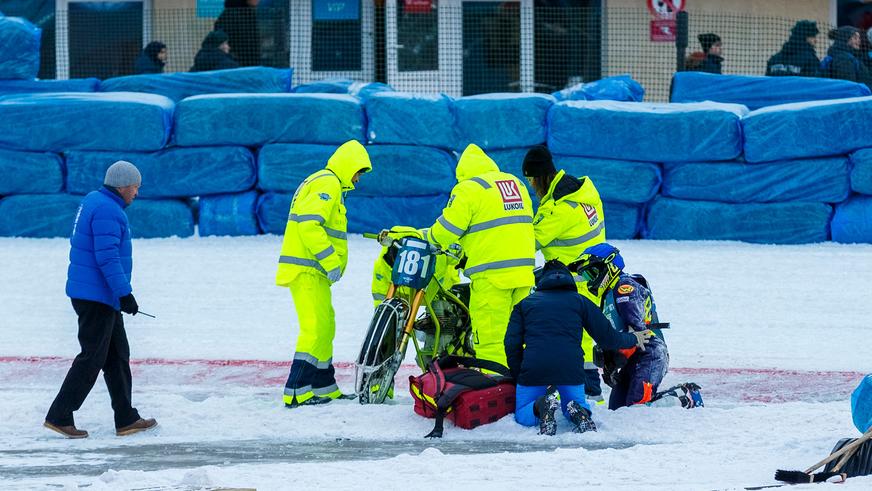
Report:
116,418,158,436
44,420,89,439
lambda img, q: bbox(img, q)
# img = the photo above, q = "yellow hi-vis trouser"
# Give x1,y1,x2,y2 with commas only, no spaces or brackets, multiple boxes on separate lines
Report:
283,272,341,405
469,279,530,369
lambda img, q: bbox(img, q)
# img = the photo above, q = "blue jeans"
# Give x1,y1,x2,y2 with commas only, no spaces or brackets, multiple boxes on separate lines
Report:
514,384,589,427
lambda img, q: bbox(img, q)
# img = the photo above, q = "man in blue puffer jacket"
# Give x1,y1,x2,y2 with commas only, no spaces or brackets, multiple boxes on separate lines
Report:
504,260,653,436
45,161,157,439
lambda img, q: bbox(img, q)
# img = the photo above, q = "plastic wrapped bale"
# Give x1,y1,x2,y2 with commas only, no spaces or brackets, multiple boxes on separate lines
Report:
552,75,645,102
174,93,364,147
0,16,40,79
831,196,872,243
661,158,851,203
547,100,747,162
0,149,64,194
293,78,393,100
100,67,292,102
455,93,554,150
0,194,80,238
853,374,872,433
850,149,872,195
256,192,292,234
345,194,449,234
258,143,456,196
65,146,256,199
125,199,194,238
645,197,832,244
603,201,642,239
743,96,872,163
0,92,174,152
0,78,100,94
198,191,260,236
365,92,458,149
554,156,662,204
670,72,871,110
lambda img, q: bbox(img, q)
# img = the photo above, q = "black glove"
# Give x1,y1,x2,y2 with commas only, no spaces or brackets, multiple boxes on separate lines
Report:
601,350,629,388
120,293,138,315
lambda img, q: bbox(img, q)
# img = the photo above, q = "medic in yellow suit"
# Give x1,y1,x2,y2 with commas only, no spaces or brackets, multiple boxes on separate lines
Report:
426,144,536,368
276,140,372,408
522,145,608,403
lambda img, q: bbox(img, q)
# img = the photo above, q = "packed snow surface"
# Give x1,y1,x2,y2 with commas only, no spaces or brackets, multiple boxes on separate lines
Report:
1,236,870,490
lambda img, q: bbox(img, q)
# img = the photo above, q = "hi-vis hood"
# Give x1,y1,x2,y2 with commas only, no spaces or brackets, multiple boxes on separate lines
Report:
544,170,598,205
455,143,499,182
326,140,372,191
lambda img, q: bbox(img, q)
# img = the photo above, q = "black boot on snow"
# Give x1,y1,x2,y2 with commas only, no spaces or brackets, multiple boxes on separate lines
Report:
534,386,560,436
566,400,597,433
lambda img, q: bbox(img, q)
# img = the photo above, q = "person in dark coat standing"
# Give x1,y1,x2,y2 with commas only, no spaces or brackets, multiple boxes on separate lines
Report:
822,26,872,89
45,161,157,439
504,260,652,436
767,20,820,77
190,30,240,72
698,33,723,74
134,41,167,74
214,0,261,67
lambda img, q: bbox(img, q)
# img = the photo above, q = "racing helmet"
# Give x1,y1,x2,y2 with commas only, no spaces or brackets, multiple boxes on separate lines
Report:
571,243,625,296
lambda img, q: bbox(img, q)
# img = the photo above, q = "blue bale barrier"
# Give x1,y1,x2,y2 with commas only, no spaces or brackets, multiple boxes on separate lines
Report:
555,156,662,204
831,196,872,243
257,192,448,235
670,72,871,110
0,78,100,94
293,78,393,100
0,92,174,152
661,158,851,203
850,149,872,195
853,374,872,433
552,74,645,102
126,199,194,238
258,143,456,196
548,100,746,162
65,146,256,199
0,194,80,237
646,197,832,244
100,67,292,102
603,201,643,239
455,93,554,150
365,92,458,150
198,191,260,237
0,149,64,194
174,93,364,147
0,15,40,79
743,96,872,163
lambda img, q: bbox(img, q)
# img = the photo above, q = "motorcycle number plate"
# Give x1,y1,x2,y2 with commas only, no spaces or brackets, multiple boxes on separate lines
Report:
392,237,436,290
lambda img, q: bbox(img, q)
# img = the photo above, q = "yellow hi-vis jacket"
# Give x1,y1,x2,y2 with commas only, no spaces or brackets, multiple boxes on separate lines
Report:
534,170,606,265
427,144,535,289
275,140,372,286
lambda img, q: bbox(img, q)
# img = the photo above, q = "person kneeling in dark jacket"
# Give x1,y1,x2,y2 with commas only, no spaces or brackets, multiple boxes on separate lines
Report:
504,260,652,436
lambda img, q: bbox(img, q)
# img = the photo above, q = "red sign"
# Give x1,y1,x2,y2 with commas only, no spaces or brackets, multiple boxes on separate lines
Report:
496,180,524,211
650,19,677,42
404,0,432,14
647,0,685,19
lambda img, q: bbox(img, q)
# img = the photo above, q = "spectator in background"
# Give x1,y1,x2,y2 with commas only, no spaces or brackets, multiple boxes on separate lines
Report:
862,27,872,72
766,20,820,77
215,0,261,67
191,30,240,72
821,26,872,89
698,33,723,74
134,41,167,75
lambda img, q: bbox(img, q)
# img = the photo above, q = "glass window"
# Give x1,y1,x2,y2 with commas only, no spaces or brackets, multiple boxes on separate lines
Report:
397,0,438,72
68,2,143,79
311,0,361,71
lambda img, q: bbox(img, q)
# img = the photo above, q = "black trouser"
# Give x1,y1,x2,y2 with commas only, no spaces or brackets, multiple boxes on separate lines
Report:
46,299,140,428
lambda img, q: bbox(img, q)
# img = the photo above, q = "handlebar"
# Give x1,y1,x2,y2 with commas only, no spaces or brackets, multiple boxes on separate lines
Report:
364,230,462,261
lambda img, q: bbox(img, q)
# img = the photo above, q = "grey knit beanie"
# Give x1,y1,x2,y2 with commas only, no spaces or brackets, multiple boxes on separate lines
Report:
104,160,142,187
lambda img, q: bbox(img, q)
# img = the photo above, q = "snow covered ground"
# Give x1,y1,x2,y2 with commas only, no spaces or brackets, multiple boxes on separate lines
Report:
1,235,870,490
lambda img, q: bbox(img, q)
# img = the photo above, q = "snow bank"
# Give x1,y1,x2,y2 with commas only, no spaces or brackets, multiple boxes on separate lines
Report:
173,93,364,147
646,197,832,244
455,93,553,150
832,196,872,243
0,149,64,195
547,100,746,162
198,191,260,237
661,158,851,203
65,147,256,199
100,67,292,101
0,92,174,152
365,92,458,149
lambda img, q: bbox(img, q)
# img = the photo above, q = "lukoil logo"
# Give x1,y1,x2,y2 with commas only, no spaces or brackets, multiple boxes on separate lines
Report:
496,180,524,211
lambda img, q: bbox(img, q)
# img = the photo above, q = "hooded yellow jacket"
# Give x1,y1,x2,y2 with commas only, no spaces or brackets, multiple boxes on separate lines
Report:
276,140,372,286
534,170,606,265
427,144,535,289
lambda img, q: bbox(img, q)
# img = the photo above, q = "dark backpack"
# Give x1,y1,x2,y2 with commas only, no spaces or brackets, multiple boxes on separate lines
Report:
823,437,872,477
409,355,515,438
